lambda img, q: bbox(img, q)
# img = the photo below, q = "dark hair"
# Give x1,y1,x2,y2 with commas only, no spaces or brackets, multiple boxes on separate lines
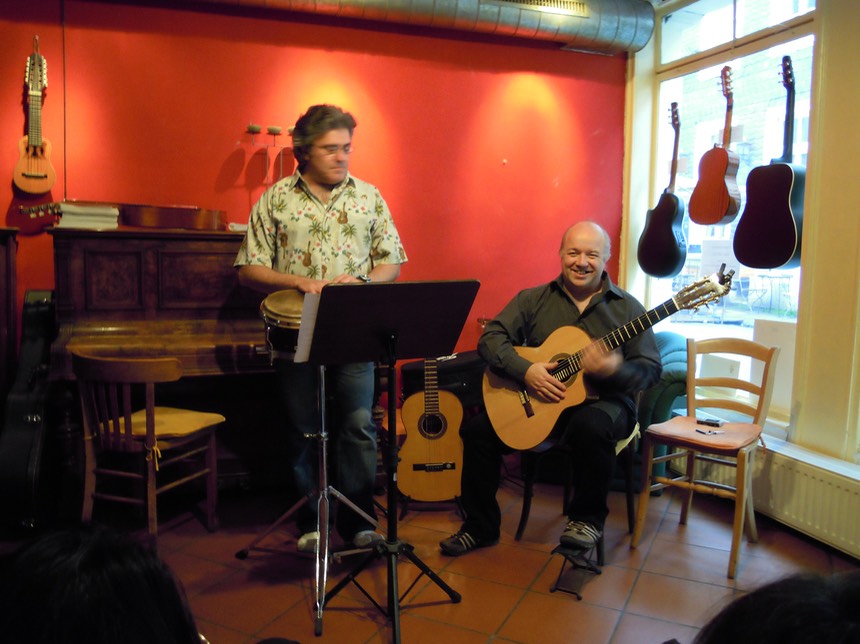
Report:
693,571,860,644
291,104,357,168
0,525,201,644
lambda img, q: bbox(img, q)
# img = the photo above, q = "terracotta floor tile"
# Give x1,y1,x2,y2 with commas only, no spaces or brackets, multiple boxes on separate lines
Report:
625,571,737,628
439,540,551,588
642,538,739,587
611,613,700,644
403,571,525,634
498,588,621,643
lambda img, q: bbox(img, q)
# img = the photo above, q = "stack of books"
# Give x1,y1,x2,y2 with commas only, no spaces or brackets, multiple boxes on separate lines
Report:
54,201,120,229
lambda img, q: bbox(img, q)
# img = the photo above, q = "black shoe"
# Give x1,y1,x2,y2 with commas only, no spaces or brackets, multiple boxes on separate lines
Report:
439,530,498,556
559,520,602,549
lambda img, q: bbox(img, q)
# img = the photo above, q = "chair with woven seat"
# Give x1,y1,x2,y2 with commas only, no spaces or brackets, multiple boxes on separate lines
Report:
72,352,224,541
630,337,779,578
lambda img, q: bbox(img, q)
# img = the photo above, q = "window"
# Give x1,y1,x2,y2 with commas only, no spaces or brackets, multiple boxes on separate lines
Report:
644,1,815,432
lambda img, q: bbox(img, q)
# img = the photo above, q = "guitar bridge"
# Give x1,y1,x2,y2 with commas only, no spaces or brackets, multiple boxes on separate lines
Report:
518,389,535,418
412,462,457,472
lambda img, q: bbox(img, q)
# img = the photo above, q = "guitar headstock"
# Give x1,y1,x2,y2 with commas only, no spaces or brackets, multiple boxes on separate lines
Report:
670,102,680,134
674,264,734,312
25,35,47,93
781,55,795,92
721,65,733,106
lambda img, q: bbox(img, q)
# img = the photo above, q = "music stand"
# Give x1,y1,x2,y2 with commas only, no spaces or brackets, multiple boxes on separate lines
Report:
304,279,479,642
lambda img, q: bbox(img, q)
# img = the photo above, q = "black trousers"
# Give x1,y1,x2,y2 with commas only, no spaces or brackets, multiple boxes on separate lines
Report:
458,400,631,541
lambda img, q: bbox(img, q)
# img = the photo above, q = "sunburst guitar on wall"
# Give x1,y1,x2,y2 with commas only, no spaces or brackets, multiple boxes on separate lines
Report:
733,55,805,269
483,267,733,450
688,66,742,226
13,35,56,196
398,357,464,503
638,101,687,278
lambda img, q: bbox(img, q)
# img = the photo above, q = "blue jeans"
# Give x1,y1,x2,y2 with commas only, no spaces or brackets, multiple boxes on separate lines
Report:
275,359,378,539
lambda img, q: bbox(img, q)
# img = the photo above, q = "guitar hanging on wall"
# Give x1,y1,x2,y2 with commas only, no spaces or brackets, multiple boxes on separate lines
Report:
688,66,742,226
637,101,687,278
398,357,464,503
13,35,56,196
733,55,806,269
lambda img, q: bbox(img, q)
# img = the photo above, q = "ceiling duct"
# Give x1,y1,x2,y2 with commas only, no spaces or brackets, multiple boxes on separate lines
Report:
193,0,655,55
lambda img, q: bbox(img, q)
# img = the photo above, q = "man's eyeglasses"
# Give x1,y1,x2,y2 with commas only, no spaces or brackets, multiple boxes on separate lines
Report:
314,144,352,156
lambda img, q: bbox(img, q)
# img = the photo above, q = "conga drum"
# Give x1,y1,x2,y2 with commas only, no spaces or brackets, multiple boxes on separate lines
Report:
260,289,304,360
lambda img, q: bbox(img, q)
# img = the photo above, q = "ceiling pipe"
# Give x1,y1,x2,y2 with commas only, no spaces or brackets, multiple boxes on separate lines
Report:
191,0,655,55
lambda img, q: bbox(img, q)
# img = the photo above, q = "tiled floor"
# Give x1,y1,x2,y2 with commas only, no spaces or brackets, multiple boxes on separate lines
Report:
141,467,858,644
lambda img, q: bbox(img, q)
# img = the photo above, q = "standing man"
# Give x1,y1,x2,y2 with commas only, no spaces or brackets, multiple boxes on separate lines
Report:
235,104,407,551
440,221,660,556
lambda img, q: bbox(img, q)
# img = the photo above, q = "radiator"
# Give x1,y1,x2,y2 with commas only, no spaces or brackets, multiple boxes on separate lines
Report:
688,440,860,560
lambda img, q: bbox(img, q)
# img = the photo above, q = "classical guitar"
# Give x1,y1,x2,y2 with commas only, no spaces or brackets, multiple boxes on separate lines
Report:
638,102,687,277
733,56,805,269
12,35,56,196
483,267,733,450
689,66,742,225
398,357,464,502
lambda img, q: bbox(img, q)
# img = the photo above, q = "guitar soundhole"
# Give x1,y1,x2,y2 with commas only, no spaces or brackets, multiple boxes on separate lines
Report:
550,353,577,385
419,413,447,439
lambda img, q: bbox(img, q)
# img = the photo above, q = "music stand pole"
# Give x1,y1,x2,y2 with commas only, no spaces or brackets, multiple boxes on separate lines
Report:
301,280,479,642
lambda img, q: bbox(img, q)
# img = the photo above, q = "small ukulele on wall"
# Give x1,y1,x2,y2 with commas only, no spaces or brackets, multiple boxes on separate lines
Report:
733,55,805,269
637,101,687,278
13,35,56,195
688,66,741,226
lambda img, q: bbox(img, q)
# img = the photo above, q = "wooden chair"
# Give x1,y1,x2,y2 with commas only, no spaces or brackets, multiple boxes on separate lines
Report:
72,352,224,540
630,337,779,578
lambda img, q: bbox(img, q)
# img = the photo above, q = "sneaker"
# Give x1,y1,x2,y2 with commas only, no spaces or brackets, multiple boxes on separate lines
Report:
560,520,602,550
352,530,384,548
439,530,498,557
296,530,320,553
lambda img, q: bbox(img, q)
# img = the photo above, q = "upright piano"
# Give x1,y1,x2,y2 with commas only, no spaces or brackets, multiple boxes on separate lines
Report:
47,226,288,511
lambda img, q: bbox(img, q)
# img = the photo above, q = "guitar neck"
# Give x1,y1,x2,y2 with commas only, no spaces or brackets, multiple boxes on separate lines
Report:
555,298,680,379
423,358,440,414
721,98,733,149
27,91,43,146
668,125,680,193
779,87,796,163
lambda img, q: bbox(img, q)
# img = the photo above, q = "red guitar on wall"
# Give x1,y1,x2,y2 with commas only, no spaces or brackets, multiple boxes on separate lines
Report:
733,56,805,269
13,36,56,196
689,66,742,226
637,101,687,277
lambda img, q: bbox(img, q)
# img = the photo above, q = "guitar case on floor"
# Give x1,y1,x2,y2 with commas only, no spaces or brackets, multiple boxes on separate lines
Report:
0,290,58,530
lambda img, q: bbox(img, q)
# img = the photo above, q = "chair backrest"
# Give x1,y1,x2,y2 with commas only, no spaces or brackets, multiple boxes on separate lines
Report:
685,337,780,425
72,352,184,452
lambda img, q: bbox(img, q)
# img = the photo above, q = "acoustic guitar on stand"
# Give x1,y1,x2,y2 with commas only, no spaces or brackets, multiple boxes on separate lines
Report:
13,35,56,196
483,267,733,450
733,55,805,269
688,66,742,225
398,357,464,503
637,101,687,278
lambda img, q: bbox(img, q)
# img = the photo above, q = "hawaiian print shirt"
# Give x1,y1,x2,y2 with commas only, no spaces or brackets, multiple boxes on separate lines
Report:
234,171,407,279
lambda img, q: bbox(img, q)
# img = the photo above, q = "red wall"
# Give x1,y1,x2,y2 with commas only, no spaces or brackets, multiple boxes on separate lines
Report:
2,1,627,353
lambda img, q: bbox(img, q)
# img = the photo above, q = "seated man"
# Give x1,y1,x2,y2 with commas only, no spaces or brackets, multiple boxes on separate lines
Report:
440,220,661,556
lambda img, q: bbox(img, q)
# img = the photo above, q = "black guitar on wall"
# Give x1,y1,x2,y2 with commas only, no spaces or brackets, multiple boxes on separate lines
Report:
733,55,806,269
638,101,687,278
